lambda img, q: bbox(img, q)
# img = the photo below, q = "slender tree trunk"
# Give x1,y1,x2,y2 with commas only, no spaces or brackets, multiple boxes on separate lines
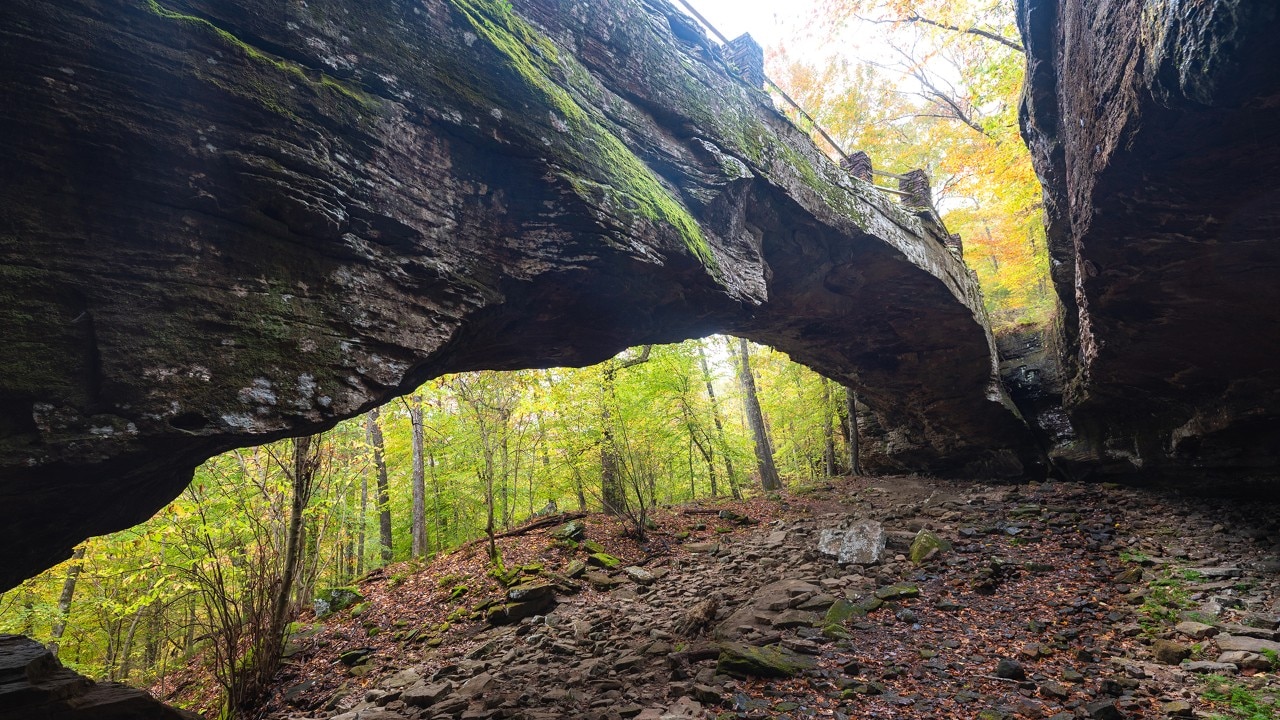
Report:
845,387,862,475
600,368,624,516
500,436,511,530
144,601,161,673
429,450,443,552
183,602,196,656
691,430,718,497
735,338,782,491
822,380,836,477
572,462,587,512
114,608,144,682
479,426,499,561
366,408,393,563
687,435,697,500
697,342,739,498
268,435,319,667
48,546,86,659
408,396,428,558
357,464,368,576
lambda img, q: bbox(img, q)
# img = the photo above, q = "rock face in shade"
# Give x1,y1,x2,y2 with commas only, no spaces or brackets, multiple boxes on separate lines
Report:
1017,0,1280,480
0,0,1036,590
0,634,200,719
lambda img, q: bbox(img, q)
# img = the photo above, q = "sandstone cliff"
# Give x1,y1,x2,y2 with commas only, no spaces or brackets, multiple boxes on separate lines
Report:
1018,0,1280,480
0,0,1033,589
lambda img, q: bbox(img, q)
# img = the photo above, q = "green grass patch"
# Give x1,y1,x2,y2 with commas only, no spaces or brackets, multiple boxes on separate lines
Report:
1202,675,1277,720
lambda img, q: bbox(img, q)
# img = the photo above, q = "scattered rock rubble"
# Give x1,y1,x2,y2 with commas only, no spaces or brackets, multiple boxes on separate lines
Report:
267,477,1280,720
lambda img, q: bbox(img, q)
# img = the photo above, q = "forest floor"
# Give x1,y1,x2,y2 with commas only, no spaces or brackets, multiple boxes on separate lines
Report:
180,475,1280,719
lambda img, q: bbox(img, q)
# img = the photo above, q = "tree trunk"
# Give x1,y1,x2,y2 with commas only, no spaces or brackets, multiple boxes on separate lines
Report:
429,449,443,553
845,387,862,475
114,608,144,682
600,346,653,515
600,368,624,516
47,546,86,659
408,395,428,558
357,462,368,576
269,435,318,655
735,338,782,491
143,600,161,674
697,341,739,499
366,408,393,563
822,380,836,477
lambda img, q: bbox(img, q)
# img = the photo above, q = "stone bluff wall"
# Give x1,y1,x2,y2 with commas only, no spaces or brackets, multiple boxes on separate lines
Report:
0,0,1036,590
1017,0,1280,481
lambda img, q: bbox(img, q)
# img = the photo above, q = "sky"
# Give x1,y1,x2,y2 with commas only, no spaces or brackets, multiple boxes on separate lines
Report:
678,0,816,52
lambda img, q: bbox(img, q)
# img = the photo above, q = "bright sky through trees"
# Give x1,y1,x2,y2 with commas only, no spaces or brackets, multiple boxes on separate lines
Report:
692,0,812,49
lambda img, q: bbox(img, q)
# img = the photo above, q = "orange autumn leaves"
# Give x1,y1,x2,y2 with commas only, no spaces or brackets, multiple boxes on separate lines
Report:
770,0,1052,329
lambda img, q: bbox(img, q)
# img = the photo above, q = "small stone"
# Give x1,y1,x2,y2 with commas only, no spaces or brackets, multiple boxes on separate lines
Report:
1174,621,1217,640
338,648,374,666
623,566,655,585
874,583,920,601
1152,639,1191,665
1085,699,1123,720
588,552,622,568
1039,681,1069,699
1180,660,1238,674
1161,700,1193,717
995,658,1025,680
908,529,952,564
403,681,452,707
1112,567,1143,584
550,519,586,541
817,520,886,565
1216,650,1270,670
1216,634,1280,654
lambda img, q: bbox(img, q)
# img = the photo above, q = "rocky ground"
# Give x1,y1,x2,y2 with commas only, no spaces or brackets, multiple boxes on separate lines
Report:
247,476,1280,720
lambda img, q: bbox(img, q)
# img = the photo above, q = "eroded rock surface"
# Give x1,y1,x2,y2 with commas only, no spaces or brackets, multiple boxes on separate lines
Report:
0,634,199,720
1018,0,1280,480
0,0,1033,589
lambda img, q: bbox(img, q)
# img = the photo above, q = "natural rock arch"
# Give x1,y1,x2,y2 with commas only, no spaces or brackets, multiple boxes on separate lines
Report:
0,0,1039,590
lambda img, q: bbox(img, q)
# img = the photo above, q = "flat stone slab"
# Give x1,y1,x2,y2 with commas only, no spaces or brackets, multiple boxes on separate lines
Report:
1215,634,1280,654
1180,660,1238,674
1174,621,1217,639
817,520,886,565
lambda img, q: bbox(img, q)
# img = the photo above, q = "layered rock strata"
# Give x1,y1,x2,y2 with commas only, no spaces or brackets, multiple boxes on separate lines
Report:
0,0,1033,589
1018,0,1280,479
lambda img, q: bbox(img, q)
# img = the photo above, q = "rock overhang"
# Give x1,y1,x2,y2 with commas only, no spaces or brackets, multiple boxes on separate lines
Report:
0,0,1036,590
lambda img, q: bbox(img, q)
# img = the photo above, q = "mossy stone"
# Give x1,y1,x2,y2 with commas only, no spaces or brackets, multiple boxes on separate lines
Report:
588,552,622,569
909,529,952,564
715,642,817,679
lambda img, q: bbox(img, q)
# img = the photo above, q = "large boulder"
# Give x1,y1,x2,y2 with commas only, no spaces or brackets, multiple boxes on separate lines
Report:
1018,0,1280,481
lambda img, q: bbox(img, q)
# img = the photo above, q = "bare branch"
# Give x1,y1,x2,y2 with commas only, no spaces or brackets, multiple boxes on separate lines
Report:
904,14,1025,53
884,43,992,139
854,12,1024,53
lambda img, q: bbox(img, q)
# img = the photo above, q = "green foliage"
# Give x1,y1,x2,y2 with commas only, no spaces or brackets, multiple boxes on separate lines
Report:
1119,549,1151,564
779,0,1054,330
1,337,849,707
1138,571,1192,636
1202,675,1278,720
